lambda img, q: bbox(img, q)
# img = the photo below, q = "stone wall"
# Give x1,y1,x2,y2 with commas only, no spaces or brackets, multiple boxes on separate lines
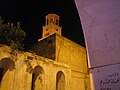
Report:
0,45,90,90
0,45,71,90
32,34,90,90
56,34,88,73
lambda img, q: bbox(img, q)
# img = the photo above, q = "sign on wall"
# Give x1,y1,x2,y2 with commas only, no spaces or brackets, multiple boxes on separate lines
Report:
91,64,120,90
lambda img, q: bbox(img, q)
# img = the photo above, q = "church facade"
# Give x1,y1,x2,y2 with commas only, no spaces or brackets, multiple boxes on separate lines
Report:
0,14,91,90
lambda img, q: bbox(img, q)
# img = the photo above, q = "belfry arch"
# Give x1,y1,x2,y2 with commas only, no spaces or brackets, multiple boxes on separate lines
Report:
31,66,44,90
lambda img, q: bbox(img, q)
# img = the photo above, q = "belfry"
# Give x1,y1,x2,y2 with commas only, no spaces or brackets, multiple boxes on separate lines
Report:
38,14,62,41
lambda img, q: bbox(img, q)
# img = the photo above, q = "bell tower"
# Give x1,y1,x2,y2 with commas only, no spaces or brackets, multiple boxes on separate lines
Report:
38,14,62,41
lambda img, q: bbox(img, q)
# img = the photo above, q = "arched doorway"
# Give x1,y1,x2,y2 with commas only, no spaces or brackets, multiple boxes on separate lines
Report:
0,58,15,87
0,68,4,84
56,71,65,90
31,66,44,90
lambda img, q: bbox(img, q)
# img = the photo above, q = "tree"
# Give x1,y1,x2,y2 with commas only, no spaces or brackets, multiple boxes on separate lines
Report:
0,16,26,50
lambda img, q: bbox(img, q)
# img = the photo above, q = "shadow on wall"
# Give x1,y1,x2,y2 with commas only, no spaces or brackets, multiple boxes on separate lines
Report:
0,58,15,84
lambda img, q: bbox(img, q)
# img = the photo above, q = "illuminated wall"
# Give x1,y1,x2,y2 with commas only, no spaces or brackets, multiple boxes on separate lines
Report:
33,34,91,90
0,45,71,90
0,41,90,90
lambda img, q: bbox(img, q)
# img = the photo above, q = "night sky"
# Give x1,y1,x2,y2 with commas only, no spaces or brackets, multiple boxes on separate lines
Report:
0,0,85,49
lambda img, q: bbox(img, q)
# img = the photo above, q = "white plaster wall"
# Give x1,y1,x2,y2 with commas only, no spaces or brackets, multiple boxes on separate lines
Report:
74,0,120,68
90,64,120,90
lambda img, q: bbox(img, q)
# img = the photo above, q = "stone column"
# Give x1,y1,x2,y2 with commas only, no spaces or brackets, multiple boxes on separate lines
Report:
74,0,120,90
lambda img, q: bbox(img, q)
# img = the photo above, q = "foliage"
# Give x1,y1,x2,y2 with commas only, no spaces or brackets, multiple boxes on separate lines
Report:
0,16,26,50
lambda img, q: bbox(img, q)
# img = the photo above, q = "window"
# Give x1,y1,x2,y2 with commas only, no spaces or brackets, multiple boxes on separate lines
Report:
46,29,48,31
50,18,53,23
45,32,49,36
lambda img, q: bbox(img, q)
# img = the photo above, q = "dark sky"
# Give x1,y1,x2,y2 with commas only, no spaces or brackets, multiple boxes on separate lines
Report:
0,0,85,49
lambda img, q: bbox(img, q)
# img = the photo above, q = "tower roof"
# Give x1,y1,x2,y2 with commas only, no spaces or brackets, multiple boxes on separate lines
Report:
38,13,62,41
46,14,59,20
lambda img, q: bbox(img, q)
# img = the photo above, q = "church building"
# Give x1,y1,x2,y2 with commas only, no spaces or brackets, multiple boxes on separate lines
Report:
0,14,91,90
